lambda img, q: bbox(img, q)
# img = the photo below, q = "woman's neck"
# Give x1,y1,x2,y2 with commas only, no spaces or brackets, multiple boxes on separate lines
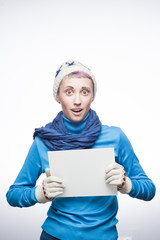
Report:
63,113,89,134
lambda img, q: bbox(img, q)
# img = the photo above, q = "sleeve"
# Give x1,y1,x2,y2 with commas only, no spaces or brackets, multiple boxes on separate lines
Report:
117,129,156,201
6,140,43,208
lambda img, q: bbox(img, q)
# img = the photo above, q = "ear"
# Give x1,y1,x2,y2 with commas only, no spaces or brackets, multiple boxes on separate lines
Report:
56,95,61,103
91,93,94,102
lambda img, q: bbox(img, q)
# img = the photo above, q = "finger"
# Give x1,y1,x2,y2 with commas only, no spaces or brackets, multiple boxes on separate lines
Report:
45,168,51,177
105,163,116,174
44,176,63,184
105,169,122,180
43,186,64,198
47,187,65,193
105,162,123,174
45,182,65,189
48,191,63,198
105,174,122,184
106,179,122,186
42,185,64,192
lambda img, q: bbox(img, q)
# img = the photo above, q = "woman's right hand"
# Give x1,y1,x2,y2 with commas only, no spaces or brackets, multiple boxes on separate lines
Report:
35,168,65,203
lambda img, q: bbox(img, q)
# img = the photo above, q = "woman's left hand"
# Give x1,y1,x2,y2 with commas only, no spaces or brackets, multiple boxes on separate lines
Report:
105,162,132,194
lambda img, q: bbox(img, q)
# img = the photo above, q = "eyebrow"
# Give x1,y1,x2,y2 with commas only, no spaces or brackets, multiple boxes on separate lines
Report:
64,86,91,90
82,86,91,90
64,86,74,89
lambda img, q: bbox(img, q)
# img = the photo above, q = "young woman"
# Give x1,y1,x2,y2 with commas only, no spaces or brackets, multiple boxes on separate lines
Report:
6,60,156,240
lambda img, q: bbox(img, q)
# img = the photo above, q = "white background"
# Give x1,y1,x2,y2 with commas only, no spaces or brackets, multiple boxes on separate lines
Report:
0,0,160,239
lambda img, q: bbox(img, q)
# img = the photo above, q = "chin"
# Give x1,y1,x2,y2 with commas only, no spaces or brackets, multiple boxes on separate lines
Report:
70,112,86,122
71,116,83,122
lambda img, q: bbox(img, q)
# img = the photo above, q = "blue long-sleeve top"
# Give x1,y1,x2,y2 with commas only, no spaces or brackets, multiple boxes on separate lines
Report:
6,116,156,240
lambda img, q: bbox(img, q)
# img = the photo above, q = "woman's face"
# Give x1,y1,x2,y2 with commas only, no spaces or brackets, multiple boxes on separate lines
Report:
57,76,94,122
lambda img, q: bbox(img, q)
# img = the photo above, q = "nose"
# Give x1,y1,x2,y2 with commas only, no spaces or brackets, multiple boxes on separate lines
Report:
74,93,81,105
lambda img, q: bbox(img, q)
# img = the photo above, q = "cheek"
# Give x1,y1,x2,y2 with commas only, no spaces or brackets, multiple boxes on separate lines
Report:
85,97,93,107
59,97,71,109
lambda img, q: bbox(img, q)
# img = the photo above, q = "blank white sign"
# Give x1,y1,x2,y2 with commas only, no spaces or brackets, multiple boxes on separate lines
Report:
48,148,117,197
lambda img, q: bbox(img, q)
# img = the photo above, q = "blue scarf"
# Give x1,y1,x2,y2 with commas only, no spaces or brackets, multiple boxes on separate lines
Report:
33,109,101,150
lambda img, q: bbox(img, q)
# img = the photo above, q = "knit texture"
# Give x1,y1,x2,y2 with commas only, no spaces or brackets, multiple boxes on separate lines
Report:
33,109,101,150
53,60,97,100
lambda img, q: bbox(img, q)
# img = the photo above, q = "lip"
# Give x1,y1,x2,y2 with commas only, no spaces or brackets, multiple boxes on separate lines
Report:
71,108,83,116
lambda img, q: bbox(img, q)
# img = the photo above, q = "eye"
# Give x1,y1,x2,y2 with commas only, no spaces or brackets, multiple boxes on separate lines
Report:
66,89,73,95
82,89,89,95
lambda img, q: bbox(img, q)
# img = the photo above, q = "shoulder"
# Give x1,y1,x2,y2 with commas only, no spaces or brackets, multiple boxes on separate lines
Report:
100,124,130,145
32,137,50,171
34,136,50,153
101,124,123,137
34,136,44,145
27,137,50,162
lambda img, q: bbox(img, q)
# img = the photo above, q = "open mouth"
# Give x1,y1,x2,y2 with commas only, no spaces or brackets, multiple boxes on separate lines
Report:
71,109,83,114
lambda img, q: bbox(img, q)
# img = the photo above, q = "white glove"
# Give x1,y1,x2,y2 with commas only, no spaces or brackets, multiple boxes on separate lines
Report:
35,168,65,203
105,162,132,194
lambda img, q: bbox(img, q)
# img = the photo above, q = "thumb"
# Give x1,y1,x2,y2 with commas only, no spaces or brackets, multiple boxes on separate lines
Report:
45,168,51,177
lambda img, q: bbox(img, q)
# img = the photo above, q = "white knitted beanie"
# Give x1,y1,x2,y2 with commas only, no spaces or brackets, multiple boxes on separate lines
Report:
53,60,97,101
